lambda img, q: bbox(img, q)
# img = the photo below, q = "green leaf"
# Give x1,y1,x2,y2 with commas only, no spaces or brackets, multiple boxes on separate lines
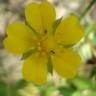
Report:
11,80,27,96
57,43,75,49
47,55,53,74
0,81,6,96
73,77,92,89
92,36,96,45
92,34,96,45
10,87,19,96
25,19,41,38
15,80,27,89
58,87,76,96
72,91,81,96
45,87,55,96
91,91,96,96
0,80,27,96
52,17,62,34
63,44,75,48
90,66,96,78
85,24,94,38
22,48,37,60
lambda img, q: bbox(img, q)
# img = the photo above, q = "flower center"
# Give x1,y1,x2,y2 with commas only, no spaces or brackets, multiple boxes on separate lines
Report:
37,42,42,51
36,37,56,55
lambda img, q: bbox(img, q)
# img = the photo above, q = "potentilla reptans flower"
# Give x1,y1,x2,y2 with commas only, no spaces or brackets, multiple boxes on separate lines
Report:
3,1,84,84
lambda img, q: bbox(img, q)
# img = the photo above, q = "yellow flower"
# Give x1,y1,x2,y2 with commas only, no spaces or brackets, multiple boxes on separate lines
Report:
3,1,84,84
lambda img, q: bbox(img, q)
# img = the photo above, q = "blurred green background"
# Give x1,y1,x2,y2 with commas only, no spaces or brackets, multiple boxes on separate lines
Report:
0,0,96,96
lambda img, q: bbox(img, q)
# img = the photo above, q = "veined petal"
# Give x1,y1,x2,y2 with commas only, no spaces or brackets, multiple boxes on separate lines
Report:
3,36,33,54
51,47,82,78
54,15,84,45
4,22,37,54
22,52,48,85
25,1,56,34
6,22,37,41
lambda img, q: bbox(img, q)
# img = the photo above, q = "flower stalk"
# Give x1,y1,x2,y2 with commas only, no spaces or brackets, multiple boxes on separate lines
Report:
80,0,96,20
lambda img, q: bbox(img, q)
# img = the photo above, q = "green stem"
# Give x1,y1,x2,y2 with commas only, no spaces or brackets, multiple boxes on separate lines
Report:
6,82,11,96
80,0,96,20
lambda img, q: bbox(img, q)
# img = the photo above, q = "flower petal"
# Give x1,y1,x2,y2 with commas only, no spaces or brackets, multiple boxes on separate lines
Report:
51,47,82,78
6,22,37,41
3,37,33,54
25,1,56,34
54,15,84,45
4,22,37,54
22,53,48,85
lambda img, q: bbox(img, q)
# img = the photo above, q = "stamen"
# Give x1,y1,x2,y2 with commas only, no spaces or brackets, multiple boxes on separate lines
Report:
44,29,47,34
37,42,41,46
50,50,55,54
38,46,42,51
41,52,46,56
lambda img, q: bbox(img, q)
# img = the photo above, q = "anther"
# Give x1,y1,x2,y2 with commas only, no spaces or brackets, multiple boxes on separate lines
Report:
44,29,47,34
37,42,41,46
50,50,55,54
38,46,42,51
